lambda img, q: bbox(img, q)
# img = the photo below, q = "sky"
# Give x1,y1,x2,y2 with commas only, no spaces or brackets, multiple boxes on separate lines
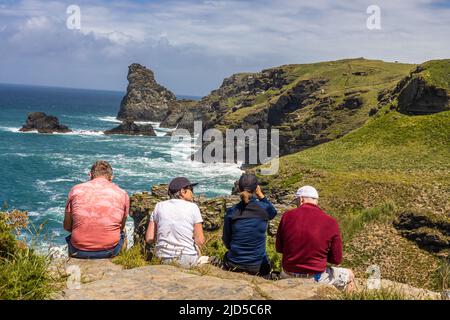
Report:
0,0,449,96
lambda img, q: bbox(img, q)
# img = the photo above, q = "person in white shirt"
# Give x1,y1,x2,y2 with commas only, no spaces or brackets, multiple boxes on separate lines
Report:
145,177,205,268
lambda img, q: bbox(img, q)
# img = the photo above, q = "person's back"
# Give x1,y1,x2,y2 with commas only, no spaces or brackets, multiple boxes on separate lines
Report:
276,203,341,274
68,177,129,251
225,198,274,266
222,173,277,276
64,160,129,259
145,177,205,268
276,185,354,291
151,199,202,258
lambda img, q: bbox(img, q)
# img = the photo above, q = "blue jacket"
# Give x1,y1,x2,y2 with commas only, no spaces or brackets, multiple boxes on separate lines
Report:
222,196,277,266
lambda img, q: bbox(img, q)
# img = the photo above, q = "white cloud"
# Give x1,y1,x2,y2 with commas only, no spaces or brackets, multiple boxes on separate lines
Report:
0,0,448,95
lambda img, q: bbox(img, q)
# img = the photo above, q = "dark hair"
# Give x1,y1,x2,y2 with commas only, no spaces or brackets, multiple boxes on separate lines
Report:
240,190,253,204
90,160,113,179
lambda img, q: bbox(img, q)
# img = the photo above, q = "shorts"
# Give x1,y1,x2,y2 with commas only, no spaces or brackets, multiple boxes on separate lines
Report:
316,267,353,290
281,266,353,290
160,254,199,268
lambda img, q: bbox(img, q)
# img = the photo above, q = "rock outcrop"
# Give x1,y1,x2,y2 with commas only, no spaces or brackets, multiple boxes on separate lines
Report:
117,64,177,121
54,260,336,300
53,259,441,300
104,120,156,136
398,77,448,114
19,112,72,134
394,64,449,115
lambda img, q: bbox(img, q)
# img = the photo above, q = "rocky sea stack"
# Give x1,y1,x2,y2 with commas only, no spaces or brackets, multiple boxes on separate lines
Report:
117,63,177,121
19,112,71,134
104,120,156,136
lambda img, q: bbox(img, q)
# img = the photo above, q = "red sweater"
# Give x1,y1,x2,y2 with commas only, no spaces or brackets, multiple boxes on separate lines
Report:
276,203,343,274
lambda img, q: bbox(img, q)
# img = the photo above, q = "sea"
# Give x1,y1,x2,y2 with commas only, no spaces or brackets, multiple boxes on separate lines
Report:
0,83,242,256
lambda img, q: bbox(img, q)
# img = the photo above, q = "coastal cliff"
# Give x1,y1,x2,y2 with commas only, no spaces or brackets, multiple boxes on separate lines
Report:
118,59,449,158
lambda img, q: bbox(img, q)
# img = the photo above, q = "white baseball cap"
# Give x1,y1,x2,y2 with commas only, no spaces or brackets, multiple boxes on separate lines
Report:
295,185,319,199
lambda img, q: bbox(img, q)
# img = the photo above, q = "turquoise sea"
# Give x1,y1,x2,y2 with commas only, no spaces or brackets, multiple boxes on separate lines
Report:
0,83,242,254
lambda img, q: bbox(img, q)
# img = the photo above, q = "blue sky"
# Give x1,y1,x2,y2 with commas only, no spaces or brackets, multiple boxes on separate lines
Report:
0,0,449,96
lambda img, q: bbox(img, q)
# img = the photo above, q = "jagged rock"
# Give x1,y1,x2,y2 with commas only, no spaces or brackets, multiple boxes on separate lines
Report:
104,120,156,136
117,64,177,121
19,112,72,134
337,96,364,110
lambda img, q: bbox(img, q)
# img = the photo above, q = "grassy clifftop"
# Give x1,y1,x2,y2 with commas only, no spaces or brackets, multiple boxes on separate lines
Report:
256,60,449,290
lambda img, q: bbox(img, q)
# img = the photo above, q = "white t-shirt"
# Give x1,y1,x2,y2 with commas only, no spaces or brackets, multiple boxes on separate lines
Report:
150,199,203,258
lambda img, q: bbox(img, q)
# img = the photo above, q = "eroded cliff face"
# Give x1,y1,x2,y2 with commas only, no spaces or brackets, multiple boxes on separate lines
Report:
397,76,449,115
117,64,177,121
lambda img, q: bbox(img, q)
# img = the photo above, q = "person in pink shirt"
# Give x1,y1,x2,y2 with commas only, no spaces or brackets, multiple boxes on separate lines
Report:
63,160,129,259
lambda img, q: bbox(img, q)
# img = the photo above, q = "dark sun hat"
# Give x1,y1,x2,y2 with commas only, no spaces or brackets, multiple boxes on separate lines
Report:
168,177,198,194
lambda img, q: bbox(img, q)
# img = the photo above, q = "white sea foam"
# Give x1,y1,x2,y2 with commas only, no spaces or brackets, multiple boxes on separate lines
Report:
98,116,121,123
56,130,105,136
0,126,20,132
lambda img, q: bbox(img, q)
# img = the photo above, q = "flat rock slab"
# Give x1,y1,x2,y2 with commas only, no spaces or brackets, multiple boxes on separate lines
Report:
56,262,331,300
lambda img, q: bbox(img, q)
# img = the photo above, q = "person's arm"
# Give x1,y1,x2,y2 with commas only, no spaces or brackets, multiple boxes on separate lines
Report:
145,205,158,243
192,205,205,249
194,223,205,249
63,190,73,232
145,221,156,243
222,208,233,249
275,216,284,253
256,186,277,219
327,224,343,265
121,192,130,231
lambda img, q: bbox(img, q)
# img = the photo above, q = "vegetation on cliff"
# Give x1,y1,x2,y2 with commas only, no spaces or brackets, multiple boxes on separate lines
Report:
0,210,55,299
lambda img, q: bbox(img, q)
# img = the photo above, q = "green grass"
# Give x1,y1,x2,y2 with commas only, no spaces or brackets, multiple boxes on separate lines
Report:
112,245,150,269
339,203,396,243
420,59,450,89
334,288,409,300
0,249,54,300
0,210,56,300
279,110,450,172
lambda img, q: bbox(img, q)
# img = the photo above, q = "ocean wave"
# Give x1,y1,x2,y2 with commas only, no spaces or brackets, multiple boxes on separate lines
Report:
98,116,121,123
0,126,20,132
1,127,105,136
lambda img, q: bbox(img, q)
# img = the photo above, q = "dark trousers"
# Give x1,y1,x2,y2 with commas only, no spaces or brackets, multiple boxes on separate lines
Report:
223,252,271,276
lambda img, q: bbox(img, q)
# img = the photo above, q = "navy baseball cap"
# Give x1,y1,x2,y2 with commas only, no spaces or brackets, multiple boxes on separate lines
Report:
168,177,198,193
238,173,258,192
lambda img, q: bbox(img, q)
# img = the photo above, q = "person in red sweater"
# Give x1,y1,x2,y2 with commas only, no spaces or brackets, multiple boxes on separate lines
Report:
276,185,355,291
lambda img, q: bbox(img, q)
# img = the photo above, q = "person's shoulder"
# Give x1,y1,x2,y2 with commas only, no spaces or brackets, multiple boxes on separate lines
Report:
226,203,240,215
109,182,128,195
70,180,91,193
318,207,339,225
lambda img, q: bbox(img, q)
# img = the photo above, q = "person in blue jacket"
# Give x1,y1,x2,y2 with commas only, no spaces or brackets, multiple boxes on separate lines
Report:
222,173,277,276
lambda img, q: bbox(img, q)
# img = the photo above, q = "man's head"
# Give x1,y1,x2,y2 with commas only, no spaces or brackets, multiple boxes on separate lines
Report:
294,185,319,207
168,177,198,201
90,160,113,181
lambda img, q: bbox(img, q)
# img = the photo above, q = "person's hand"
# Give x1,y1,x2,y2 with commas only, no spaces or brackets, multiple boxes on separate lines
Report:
255,185,265,199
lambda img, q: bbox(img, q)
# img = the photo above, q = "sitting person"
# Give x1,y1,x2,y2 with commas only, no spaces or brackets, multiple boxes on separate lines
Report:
63,160,129,259
145,177,205,268
221,173,277,277
276,185,355,291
